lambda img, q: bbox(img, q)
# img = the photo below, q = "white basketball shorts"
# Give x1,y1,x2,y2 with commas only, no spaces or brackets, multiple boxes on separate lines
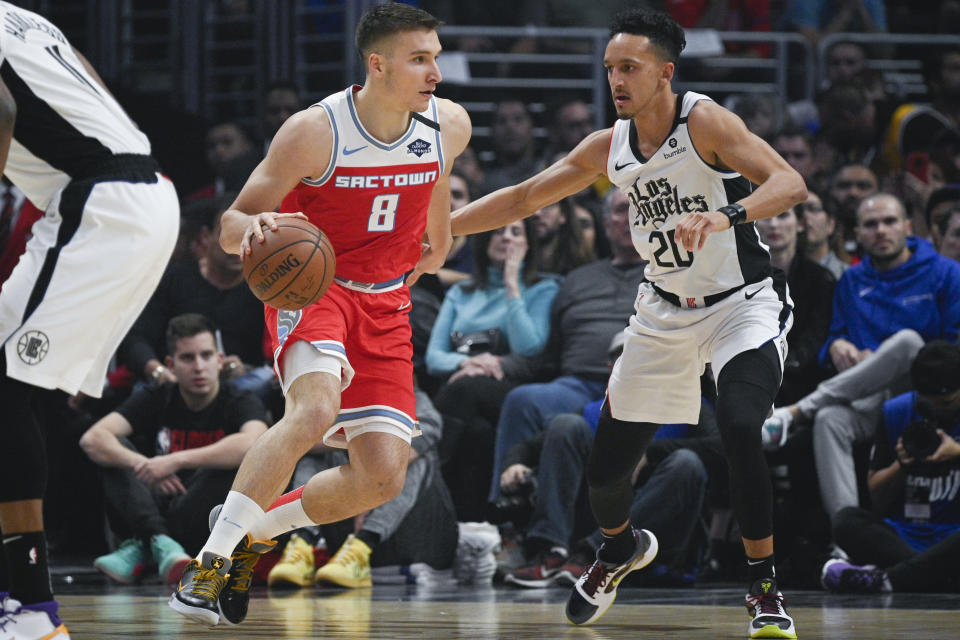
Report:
607,277,793,425
0,172,179,396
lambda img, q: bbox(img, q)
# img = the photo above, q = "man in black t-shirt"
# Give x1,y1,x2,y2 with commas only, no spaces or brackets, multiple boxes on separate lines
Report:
80,314,268,584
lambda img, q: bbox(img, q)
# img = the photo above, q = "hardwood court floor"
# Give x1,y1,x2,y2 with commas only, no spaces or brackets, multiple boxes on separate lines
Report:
55,582,960,639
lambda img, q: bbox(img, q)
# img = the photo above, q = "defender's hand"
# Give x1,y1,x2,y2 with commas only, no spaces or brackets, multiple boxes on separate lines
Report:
675,210,729,252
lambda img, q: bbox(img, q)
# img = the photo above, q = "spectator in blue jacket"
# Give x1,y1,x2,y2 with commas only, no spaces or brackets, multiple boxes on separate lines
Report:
764,194,960,520
821,341,960,594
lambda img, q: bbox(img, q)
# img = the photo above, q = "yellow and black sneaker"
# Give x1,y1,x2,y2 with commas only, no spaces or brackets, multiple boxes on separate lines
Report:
168,551,231,627
218,534,277,626
745,577,797,639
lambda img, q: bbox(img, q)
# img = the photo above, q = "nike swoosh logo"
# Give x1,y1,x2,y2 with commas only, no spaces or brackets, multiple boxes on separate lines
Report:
221,516,244,530
859,286,874,297
614,160,635,171
397,301,411,311
343,145,367,155
744,287,764,300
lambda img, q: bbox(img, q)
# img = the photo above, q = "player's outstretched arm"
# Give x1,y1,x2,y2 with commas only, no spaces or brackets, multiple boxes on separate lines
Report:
219,109,332,256
450,129,610,237
676,101,806,251
408,99,472,286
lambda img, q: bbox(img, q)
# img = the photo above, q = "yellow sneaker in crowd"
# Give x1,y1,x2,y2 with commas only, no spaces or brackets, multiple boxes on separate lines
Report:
268,534,317,588
315,534,372,588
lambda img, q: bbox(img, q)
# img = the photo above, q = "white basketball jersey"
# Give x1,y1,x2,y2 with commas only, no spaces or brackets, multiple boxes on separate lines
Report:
607,91,772,300
0,2,150,210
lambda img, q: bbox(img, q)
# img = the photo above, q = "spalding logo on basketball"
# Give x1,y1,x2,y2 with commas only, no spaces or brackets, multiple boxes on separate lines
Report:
243,218,336,311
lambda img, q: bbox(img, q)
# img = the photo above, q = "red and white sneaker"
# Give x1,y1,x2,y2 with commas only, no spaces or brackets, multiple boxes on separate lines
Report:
564,528,658,626
506,551,576,588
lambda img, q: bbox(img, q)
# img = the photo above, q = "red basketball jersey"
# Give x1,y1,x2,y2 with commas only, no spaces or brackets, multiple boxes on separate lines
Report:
281,85,444,283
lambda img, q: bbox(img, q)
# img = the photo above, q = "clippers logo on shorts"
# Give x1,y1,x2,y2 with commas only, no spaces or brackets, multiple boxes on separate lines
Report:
625,176,708,229
277,309,303,347
406,138,432,157
16,330,49,364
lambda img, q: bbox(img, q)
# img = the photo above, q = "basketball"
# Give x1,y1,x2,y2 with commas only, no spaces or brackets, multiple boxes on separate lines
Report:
243,218,336,311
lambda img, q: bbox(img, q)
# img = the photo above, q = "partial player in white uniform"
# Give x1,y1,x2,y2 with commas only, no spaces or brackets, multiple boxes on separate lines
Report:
452,8,806,640
0,3,178,639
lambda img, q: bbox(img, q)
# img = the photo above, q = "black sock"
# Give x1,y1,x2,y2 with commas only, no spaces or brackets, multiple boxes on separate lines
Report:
356,530,380,552
597,527,636,564
746,553,776,586
3,531,53,604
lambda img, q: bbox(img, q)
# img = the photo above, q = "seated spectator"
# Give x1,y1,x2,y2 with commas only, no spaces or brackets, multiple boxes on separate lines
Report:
486,189,646,507
261,81,301,153
726,93,780,140
936,205,960,261
434,170,476,293
927,185,960,249
428,218,559,521
426,217,558,380
822,341,960,594
828,163,879,255
816,84,880,172
756,205,836,405
763,194,960,522
79,314,269,584
187,121,260,200
772,126,826,196
823,42,868,89
266,389,462,588
800,187,850,280
532,197,597,276
479,99,539,195
117,197,272,402
883,48,960,174
784,0,887,44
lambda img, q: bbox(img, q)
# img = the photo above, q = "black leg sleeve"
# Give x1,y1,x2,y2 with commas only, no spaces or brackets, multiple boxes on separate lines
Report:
586,403,660,530
715,342,781,541
0,375,47,502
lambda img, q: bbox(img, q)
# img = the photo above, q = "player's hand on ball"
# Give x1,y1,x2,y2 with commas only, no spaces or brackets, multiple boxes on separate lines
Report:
240,211,309,258
676,210,729,252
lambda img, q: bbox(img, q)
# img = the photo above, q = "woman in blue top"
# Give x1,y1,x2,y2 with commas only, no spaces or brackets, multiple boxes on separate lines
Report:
429,217,560,521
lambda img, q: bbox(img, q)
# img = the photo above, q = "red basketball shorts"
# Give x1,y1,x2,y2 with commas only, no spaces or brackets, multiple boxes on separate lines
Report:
265,282,417,448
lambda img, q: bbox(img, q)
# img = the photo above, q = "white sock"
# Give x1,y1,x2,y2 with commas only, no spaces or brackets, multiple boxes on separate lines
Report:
199,491,265,560
248,491,318,542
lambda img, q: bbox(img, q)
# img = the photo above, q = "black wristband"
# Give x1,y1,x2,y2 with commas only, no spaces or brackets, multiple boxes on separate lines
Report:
719,203,747,227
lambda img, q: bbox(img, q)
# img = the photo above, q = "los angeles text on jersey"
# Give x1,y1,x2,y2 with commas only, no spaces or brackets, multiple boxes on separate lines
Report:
626,176,708,229
334,169,438,190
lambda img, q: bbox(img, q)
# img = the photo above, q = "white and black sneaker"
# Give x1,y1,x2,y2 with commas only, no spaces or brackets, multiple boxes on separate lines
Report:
564,528,658,626
745,577,797,639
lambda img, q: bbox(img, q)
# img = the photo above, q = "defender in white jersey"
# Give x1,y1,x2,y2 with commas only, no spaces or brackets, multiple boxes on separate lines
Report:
452,8,805,639
0,3,178,639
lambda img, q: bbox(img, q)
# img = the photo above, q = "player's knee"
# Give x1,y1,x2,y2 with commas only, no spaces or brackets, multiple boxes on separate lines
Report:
284,396,339,441
360,460,406,505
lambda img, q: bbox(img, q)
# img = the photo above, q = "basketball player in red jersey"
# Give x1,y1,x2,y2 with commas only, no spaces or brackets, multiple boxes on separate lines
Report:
170,4,471,626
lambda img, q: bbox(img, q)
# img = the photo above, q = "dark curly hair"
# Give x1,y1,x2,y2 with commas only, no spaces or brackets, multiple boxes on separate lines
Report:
609,7,686,64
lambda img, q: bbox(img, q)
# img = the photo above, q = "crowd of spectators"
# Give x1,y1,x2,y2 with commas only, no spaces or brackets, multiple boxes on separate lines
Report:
3,4,960,597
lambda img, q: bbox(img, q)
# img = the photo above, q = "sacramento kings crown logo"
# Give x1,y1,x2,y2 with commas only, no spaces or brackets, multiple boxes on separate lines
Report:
407,138,432,157
277,309,302,347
